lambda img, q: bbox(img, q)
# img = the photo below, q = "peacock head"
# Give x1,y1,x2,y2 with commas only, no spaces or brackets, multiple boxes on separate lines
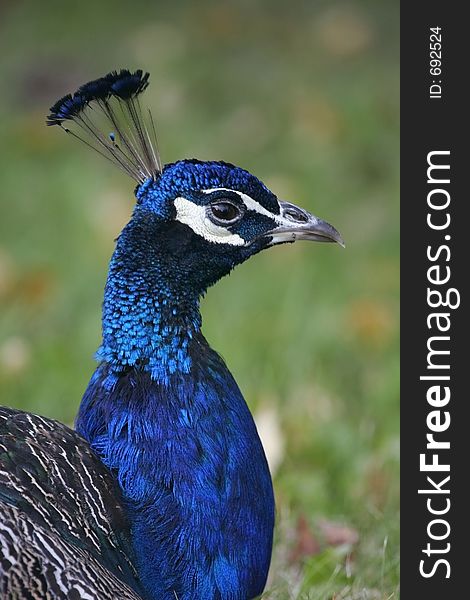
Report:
47,69,343,292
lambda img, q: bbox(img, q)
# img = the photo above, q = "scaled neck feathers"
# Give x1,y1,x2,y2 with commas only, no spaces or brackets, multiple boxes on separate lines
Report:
97,208,204,386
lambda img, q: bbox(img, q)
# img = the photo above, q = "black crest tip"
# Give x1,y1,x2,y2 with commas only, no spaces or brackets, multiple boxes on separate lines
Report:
46,69,150,126
105,69,150,100
76,76,113,103
46,68,160,182
46,93,89,126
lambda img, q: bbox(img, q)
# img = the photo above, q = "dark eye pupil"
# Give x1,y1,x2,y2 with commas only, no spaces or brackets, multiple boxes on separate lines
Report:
211,202,239,222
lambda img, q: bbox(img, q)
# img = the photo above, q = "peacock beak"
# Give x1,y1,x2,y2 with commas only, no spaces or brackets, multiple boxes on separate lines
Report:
266,200,345,247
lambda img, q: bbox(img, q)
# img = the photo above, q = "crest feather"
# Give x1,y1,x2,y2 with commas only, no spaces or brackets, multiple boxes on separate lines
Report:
47,69,161,183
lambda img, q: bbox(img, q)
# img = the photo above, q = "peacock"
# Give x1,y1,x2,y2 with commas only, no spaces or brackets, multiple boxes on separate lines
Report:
0,69,343,599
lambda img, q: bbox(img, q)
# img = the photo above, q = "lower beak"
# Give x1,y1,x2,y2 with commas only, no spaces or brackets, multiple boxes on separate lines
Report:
266,200,345,247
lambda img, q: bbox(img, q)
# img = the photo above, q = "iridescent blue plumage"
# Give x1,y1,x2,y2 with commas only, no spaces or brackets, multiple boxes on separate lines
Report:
78,355,274,598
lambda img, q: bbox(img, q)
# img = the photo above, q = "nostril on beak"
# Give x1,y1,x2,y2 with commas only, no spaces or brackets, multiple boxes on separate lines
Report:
282,206,309,223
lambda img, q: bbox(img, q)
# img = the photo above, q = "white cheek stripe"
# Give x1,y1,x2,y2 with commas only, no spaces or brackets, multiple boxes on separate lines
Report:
174,197,245,246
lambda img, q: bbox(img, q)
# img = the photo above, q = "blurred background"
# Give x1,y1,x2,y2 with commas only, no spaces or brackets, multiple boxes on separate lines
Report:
0,0,399,598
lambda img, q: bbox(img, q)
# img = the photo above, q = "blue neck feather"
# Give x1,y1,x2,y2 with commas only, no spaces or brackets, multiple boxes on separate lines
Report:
96,208,202,386
76,205,275,599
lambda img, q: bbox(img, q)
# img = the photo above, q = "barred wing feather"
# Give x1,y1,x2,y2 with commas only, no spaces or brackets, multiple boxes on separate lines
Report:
0,407,143,599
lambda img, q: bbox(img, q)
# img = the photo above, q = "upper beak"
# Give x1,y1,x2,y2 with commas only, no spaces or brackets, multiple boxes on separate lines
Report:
265,200,345,247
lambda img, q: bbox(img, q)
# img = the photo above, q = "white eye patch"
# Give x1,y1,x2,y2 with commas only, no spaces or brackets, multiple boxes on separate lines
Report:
173,188,292,246
173,197,245,246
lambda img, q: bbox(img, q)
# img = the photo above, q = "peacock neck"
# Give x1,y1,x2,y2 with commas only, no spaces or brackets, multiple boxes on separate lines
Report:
97,211,203,386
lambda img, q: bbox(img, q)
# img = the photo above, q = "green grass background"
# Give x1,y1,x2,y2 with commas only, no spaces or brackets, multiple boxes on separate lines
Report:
0,1,399,598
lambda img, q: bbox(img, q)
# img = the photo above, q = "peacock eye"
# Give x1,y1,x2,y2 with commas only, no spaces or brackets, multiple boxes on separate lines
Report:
208,200,243,225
